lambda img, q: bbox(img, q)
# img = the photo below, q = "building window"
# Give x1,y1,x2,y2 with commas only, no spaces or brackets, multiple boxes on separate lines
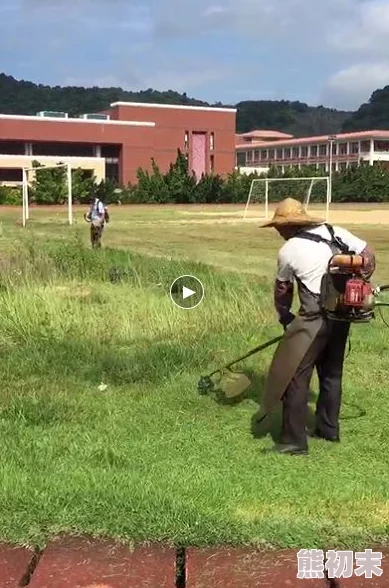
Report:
374,140,389,152
246,150,252,162
261,150,267,160
236,152,246,166
319,144,327,156
210,132,214,151
101,144,121,159
0,141,25,155
339,162,347,170
310,145,318,157
339,143,347,155
301,146,308,157
318,163,326,171
0,168,23,182
254,150,260,162
268,149,275,159
332,143,337,155
105,162,119,183
285,148,291,158
350,142,359,154
360,140,370,152
184,131,189,149
32,141,95,157
292,147,299,158
276,148,283,159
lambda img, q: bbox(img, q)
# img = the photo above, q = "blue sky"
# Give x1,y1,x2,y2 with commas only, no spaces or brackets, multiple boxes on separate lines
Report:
1,0,389,110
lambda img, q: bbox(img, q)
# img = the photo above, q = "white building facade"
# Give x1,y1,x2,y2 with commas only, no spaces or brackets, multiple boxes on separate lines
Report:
236,130,389,174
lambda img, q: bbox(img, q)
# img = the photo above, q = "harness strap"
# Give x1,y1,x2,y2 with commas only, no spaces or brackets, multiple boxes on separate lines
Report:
295,223,352,254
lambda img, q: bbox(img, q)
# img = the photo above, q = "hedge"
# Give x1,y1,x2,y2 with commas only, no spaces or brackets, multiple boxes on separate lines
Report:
1,151,389,206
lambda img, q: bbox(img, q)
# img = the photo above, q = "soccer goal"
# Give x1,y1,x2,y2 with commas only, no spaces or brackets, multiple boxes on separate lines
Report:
22,163,73,227
243,176,330,221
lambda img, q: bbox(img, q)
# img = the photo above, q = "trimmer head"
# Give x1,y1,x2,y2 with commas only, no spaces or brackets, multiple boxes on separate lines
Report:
197,370,252,398
197,375,215,395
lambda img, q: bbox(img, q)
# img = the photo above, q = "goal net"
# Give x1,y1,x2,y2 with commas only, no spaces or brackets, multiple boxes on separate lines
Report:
243,176,330,221
22,162,73,227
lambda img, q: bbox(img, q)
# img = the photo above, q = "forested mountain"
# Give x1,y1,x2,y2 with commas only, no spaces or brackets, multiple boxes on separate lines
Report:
235,100,350,136
341,86,389,132
0,72,384,137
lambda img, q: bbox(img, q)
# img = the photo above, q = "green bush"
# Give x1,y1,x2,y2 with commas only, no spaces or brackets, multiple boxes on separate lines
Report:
0,185,22,205
7,152,389,206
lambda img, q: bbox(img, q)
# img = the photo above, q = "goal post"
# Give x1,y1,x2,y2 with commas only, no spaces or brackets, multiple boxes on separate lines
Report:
22,162,73,227
243,176,330,222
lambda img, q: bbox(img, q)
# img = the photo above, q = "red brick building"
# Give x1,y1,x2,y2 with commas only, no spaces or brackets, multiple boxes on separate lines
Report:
0,102,236,186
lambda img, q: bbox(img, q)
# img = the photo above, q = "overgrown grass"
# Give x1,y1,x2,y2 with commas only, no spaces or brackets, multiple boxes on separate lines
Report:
0,207,388,550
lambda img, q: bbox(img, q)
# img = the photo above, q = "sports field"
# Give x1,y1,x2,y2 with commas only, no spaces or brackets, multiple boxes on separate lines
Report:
1,202,389,551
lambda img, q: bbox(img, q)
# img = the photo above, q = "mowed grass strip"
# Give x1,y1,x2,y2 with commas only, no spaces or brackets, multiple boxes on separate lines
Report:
0,206,388,550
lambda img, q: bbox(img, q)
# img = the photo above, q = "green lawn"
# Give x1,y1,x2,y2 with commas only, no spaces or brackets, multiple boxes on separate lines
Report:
0,204,389,550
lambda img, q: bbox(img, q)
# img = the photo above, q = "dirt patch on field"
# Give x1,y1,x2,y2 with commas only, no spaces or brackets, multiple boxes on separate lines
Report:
4,204,389,226
160,208,389,226
326,209,389,224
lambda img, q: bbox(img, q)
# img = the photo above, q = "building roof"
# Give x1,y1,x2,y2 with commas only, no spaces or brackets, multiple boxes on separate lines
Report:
0,113,155,126
238,129,294,140
235,129,389,150
110,101,237,113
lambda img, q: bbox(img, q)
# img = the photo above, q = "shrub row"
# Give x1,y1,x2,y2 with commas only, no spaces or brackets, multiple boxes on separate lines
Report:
1,151,389,205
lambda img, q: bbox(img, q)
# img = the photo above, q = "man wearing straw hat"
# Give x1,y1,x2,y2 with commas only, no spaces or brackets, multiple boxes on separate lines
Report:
259,198,375,455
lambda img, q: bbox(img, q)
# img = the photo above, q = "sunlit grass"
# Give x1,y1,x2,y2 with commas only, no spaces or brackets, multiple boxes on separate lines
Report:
0,204,388,549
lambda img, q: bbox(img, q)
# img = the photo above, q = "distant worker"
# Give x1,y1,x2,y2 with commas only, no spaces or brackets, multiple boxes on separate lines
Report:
84,196,108,248
259,198,375,455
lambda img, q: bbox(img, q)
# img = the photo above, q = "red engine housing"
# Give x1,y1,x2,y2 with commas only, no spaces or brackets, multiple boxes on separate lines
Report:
344,277,374,307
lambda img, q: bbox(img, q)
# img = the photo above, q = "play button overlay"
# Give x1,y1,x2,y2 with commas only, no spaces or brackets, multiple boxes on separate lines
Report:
170,275,204,309
183,286,195,299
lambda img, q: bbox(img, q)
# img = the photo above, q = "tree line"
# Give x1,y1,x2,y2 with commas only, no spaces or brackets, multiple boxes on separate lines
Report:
2,72,389,136
1,152,389,206
0,73,350,136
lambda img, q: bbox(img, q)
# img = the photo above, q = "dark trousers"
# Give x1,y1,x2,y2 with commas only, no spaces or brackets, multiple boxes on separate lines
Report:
281,320,350,447
90,223,104,248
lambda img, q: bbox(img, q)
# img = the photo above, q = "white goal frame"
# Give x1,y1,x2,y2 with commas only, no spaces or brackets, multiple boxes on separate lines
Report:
243,176,330,221
22,163,73,227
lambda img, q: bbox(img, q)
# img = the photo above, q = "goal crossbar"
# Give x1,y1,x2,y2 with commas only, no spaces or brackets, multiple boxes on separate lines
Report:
22,163,73,227
243,176,330,221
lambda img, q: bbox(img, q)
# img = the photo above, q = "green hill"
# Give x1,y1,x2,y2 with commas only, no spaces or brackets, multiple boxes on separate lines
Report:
341,86,389,132
0,72,354,137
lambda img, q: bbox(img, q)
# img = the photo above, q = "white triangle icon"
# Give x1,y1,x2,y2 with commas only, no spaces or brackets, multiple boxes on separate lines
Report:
183,286,195,299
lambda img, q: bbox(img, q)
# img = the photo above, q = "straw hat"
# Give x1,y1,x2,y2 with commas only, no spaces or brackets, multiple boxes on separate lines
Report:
260,197,324,228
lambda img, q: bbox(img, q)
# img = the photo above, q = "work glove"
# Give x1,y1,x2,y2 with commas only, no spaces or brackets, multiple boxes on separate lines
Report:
279,312,295,332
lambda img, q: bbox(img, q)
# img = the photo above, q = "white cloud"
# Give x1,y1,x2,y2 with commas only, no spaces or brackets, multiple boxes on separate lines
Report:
328,0,389,56
150,0,356,42
321,0,389,107
4,0,389,108
202,5,227,17
324,62,389,109
63,62,235,95
140,66,234,93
